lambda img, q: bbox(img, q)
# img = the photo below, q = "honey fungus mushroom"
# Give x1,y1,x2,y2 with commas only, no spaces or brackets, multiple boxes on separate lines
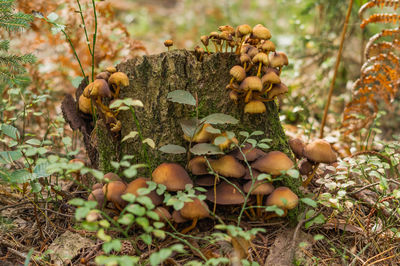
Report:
179,197,210,233
102,180,127,211
265,187,298,217
108,72,129,99
152,163,193,191
209,155,245,178
302,139,337,187
244,180,274,216
251,151,294,176
206,181,245,205
123,177,163,206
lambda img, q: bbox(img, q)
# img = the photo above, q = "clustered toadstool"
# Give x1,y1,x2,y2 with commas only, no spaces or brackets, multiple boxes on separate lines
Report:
78,66,129,133
197,24,289,114
288,138,337,187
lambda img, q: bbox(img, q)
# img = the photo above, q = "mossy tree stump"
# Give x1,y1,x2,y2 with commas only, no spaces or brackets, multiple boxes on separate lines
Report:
63,49,301,199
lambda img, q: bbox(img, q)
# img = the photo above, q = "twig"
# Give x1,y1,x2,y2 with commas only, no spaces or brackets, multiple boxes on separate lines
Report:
319,0,354,138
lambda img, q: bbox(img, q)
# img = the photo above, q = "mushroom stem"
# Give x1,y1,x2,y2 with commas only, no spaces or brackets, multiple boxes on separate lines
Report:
181,217,198,234
249,205,256,217
245,63,253,72
203,45,211,54
302,163,320,187
211,40,219,52
243,62,247,70
253,95,274,102
257,62,262,77
212,175,218,215
244,210,253,219
261,83,273,95
111,85,121,99
256,194,263,217
244,90,252,103
229,77,235,86
96,97,111,113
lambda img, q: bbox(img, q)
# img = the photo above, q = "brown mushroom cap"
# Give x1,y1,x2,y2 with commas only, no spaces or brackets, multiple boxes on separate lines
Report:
209,155,245,178
108,72,129,87
206,181,245,205
303,139,337,164
289,138,305,159
261,40,276,52
180,198,210,220
124,177,163,206
240,53,251,64
251,151,294,176
164,39,173,47
246,46,259,58
243,180,274,195
172,210,189,223
241,76,263,92
265,186,298,211
188,156,209,175
270,52,289,68
78,95,92,114
152,163,193,191
154,207,172,222
96,71,111,81
229,90,239,102
232,143,266,162
195,175,220,186
230,65,246,82
261,72,281,86
244,101,266,114
219,25,235,34
268,83,288,98
102,181,127,209
299,159,313,175
252,24,271,40
88,188,105,207
105,66,117,73
200,35,209,46
243,167,262,180
103,172,121,182
92,183,103,190
236,24,252,37
90,79,112,98
252,52,269,65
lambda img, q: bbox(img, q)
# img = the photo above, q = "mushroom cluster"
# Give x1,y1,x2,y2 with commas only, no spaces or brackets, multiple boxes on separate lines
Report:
78,66,129,132
199,24,289,114
288,138,337,187
186,143,299,218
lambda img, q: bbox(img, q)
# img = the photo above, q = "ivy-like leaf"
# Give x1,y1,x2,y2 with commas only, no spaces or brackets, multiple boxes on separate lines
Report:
167,90,196,106
159,144,186,154
201,113,238,125
190,143,223,155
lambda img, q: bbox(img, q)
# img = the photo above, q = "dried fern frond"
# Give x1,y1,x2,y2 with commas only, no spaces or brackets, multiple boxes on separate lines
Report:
342,2,400,135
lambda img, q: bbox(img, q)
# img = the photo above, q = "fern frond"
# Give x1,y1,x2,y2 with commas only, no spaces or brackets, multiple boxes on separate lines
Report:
359,0,400,18
0,12,32,31
361,13,400,29
0,40,9,51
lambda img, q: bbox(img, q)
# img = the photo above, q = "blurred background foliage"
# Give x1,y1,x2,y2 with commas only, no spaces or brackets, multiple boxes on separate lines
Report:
5,0,398,141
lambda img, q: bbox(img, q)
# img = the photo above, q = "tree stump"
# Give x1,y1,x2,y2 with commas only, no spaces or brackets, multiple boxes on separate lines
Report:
62,49,301,194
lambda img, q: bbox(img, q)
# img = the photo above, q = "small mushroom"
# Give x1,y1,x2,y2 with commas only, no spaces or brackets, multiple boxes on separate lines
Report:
154,207,172,222
265,187,298,217
105,66,117,74
124,177,163,206
251,24,271,41
299,159,313,175
89,79,112,113
212,132,239,151
103,172,122,182
229,65,246,86
152,163,193,191
180,197,210,233
195,175,220,187
267,83,288,99
102,181,127,211
302,139,337,187
183,123,216,143
240,76,262,103
252,52,269,77
188,156,209,175
244,100,266,114
289,138,305,159
209,155,245,178
251,151,294,176
164,39,173,51
96,71,111,81
200,35,210,54
244,180,274,216
78,95,92,115
88,188,105,208
108,72,129,99
206,181,245,205
232,143,266,162
261,40,276,53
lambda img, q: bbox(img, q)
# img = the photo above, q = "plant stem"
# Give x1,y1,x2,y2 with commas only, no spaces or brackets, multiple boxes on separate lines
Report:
319,0,354,138
76,0,93,57
91,0,98,82
61,29,87,81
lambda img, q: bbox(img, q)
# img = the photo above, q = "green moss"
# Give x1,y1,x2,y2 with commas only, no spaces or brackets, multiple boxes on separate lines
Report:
96,119,120,173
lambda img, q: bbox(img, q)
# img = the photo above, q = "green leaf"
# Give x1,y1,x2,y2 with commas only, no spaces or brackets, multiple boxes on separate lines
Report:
286,169,299,179
97,228,112,242
301,198,318,208
121,131,138,142
314,234,324,241
118,214,134,225
265,205,284,216
140,233,152,245
190,143,223,155
143,138,155,149
126,204,146,216
136,196,155,210
68,198,85,206
121,193,136,203
201,113,238,125
146,211,160,221
123,166,137,179
75,207,90,221
167,90,196,106
33,162,50,178
152,229,165,239
159,144,186,154
1,124,19,140
213,136,228,145
103,239,122,254
25,138,41,146
47,12,59,22
10,169,32,183
180,118,198,138
0,150,22,164
109,98,144,110
71,76,83,88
